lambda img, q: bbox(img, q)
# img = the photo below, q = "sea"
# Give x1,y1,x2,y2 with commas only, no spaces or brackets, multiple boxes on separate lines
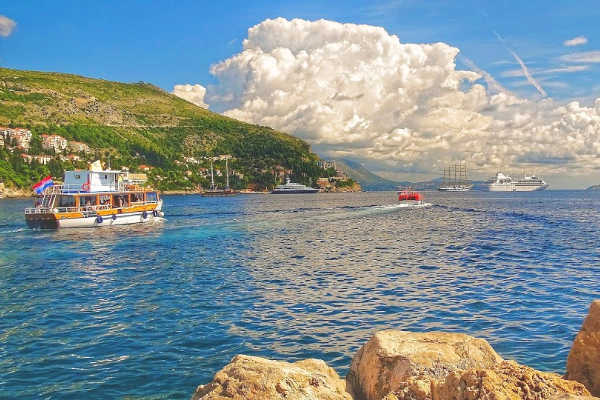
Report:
1,190,599,399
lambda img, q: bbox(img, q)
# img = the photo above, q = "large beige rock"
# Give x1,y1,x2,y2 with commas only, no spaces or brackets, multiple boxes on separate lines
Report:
346,330,503,400
383,361,594,400
192,355,352,400
432,361,592,400
567,300,600,396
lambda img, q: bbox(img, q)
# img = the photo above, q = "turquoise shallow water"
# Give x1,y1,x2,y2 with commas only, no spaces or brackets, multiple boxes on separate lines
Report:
1,191,599,399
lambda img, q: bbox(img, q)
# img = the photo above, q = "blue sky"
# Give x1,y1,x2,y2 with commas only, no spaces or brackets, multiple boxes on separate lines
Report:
1,0,598,101
2,1,600,188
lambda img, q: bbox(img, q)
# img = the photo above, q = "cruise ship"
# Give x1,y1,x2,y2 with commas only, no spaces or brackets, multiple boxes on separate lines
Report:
271,177,319,194
487,172,548,192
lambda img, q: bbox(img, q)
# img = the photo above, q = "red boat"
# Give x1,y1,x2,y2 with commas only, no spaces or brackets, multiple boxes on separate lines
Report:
397,189,424,204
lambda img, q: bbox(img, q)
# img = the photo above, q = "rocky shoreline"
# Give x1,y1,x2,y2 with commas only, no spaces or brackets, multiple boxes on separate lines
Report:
192,300,600,400
0,185,32,198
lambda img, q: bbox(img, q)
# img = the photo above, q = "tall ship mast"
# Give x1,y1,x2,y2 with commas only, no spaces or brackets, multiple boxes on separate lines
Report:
438,161,473,192
201,155,239,197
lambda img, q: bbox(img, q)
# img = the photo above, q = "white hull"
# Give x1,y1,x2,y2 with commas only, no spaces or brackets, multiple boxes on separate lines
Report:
58,211,163,228
59,201,164,228
488,184,548,192
438,186,472,192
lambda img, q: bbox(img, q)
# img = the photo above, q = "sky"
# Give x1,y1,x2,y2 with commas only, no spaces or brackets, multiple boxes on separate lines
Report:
1,1,600,188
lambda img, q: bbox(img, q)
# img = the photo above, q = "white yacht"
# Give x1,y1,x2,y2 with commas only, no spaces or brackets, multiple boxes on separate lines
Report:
271,177,319,194
488,172,548,192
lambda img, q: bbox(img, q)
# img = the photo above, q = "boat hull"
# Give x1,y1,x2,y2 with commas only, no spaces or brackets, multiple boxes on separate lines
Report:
201,190,240,197
488,184,548,192
26,202,163,229
438,186,471,192
271,189,319,194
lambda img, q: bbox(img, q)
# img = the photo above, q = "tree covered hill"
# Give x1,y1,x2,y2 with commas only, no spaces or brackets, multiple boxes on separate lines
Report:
0,67,329,191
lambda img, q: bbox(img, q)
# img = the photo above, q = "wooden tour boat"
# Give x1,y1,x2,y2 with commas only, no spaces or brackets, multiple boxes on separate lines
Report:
25,164,163,229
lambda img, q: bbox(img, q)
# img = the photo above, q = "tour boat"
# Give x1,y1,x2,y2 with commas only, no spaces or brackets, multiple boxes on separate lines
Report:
397,188,425,205
25,165,163,229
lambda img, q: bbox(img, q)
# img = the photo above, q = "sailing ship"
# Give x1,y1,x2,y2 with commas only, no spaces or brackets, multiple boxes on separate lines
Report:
24,162,163,229
438,162,473,192
202,155,239,196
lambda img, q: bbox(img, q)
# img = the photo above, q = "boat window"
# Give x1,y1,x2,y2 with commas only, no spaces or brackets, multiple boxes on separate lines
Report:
112,194,130,208
79,195,97,207
99,195,111,206
146,192,158,202
131,192,144,203
58,195,76,208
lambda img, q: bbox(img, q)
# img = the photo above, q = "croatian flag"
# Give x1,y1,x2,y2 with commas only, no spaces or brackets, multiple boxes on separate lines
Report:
33,176,54,195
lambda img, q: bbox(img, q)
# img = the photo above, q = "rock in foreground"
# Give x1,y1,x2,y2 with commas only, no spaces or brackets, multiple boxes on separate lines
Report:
566,300,600,396
346,330,503,400
429,360,591,400
192,355,352,400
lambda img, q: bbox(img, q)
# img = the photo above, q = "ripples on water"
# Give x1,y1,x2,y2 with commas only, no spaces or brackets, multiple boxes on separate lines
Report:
1,191,599,398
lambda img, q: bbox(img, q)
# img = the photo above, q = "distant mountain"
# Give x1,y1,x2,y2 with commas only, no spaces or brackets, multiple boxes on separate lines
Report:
333,159,490,191
334,159,401,190
586,185,600,191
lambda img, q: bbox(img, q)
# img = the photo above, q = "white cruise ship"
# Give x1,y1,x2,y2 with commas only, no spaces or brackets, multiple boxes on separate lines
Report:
487,172,548,192
271,177,319,194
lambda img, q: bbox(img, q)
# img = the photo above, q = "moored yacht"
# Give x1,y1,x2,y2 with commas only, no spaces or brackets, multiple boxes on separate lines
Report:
271,177,319,194
25,162,163,228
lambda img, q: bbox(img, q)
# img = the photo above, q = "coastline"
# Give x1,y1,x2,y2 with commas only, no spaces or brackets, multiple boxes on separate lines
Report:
192,300,600,400
0,187,32,198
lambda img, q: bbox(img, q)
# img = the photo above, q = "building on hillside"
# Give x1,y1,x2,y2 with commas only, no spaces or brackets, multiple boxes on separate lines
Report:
68,141,91,153
318,160,337,171
20,153,33,163
34,155,53,165
138,164,152,172
317,177,331,190
66,154,81,162
41,134,68,153
2,128,33,150
183,156,200,164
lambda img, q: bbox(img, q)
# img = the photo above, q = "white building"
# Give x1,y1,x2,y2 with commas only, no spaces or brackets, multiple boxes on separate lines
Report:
41,134,68,153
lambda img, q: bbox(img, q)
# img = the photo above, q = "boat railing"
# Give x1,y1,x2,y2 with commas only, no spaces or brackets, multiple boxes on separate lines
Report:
25,200,159,215
43,182,128,195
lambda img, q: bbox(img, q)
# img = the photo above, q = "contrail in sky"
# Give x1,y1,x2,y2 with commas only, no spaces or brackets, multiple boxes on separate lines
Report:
493,30,547,97
461,56,508,94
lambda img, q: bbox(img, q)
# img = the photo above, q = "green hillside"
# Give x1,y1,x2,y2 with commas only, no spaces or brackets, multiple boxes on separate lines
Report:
0,68,329,191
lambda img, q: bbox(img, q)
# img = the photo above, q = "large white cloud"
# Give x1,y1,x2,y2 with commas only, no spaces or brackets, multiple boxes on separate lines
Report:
0,15,16,37
172,84,209,108
200,18,600,182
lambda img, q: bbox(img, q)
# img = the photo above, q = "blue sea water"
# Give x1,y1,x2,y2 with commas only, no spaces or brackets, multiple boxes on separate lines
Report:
0,190,599,399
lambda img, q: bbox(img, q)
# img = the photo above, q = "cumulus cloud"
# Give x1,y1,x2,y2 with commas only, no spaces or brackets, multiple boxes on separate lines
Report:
0,15,16,37
564,36,588,47
204,18,600,181
172,84,209,108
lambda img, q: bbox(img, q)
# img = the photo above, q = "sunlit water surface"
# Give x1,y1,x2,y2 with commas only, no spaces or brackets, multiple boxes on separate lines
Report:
1,191,599,398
